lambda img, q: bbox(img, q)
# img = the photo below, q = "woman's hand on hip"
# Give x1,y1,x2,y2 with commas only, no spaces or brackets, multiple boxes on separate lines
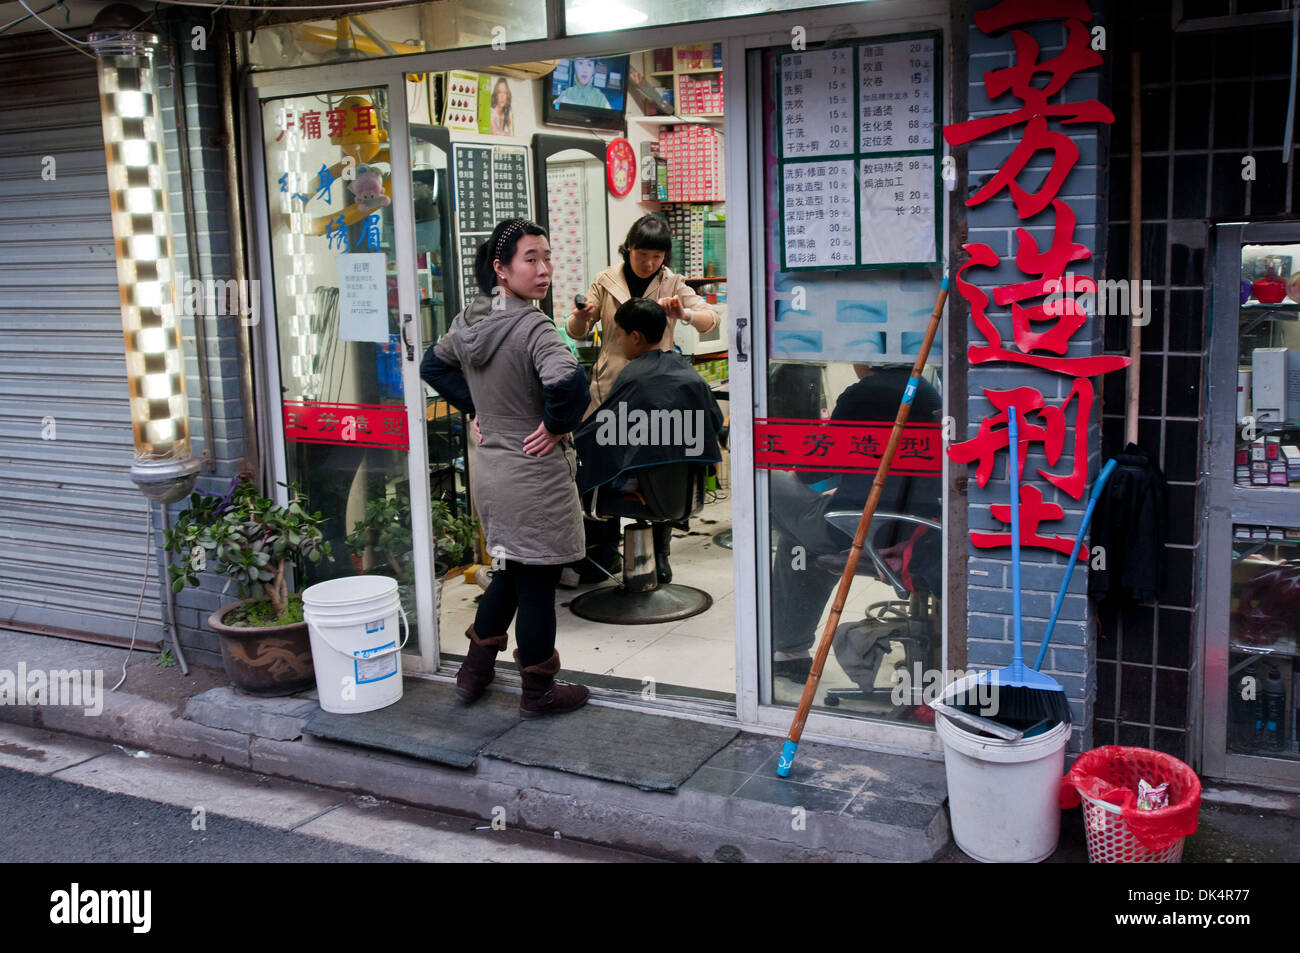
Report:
473,416,483,444
523,422,566,456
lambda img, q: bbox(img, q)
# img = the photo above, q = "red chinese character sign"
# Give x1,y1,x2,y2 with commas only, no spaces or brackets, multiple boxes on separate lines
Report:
283,401,409,450
943,0,1127,559
755,419,942,476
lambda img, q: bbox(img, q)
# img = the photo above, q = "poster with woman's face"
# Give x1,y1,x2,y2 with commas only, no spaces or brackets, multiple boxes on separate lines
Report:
480,76,514,136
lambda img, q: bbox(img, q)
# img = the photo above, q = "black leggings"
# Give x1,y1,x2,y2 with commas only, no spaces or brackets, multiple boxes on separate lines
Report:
473,560,563,668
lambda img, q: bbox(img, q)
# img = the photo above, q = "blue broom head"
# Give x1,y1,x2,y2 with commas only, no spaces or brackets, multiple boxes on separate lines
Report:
980,661,1065,694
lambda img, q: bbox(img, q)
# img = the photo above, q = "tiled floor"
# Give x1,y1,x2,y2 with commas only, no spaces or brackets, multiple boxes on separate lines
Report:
683,731,948,829
436,493,934,715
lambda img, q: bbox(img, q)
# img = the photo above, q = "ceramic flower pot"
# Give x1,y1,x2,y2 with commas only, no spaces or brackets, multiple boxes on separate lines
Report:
208,601,315,696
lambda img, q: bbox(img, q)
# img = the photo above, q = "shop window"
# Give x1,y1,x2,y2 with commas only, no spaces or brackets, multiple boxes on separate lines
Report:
1228,527,1300,760
564,0,865,35
242,2,546,71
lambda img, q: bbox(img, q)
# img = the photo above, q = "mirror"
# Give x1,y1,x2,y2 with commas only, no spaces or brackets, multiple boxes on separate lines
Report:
532,134,610,321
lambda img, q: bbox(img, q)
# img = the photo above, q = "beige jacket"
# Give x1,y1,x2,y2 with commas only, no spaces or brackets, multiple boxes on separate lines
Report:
567,263,718,420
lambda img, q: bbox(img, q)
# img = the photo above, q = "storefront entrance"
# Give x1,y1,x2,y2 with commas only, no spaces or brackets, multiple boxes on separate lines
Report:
245,0,951,750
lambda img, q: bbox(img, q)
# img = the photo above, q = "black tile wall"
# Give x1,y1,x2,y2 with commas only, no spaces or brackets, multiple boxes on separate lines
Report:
1155,668,1189,727
1157,607,1193,669
1167,289,1204,350
1165,356,1202,417
1094,2,1300,761
1165,482,1198,546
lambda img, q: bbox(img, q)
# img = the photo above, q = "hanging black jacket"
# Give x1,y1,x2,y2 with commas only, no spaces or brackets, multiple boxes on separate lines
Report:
1087,443,1169,605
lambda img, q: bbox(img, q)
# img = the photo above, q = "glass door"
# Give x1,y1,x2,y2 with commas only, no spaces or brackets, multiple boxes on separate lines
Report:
253,80,439,670
1204,222,1300,790
736,18,948,750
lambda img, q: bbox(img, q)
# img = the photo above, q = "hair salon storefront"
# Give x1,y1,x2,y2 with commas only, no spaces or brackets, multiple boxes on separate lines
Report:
18,0,1277,792
224,0,966,759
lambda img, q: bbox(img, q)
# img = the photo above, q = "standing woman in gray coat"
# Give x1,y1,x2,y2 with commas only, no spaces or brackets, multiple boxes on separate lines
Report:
420,218,591,718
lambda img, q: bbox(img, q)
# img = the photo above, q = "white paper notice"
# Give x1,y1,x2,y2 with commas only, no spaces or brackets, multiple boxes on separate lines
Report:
858,37,935,154
783,160,856,267
859,156,936,266
338,253,389,342
781,48,854,159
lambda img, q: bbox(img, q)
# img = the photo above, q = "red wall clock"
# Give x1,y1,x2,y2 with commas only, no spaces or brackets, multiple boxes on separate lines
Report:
606,137,636,197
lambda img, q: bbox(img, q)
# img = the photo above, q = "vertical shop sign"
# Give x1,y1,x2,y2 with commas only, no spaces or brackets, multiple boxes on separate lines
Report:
943,0,1127,557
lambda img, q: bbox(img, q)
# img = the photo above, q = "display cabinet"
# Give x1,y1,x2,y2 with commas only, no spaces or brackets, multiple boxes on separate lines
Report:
1204,222,1300,790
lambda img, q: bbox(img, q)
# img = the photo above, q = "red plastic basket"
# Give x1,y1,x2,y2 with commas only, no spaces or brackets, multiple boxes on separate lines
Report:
1078,791,1186,863
1061,746,1201,864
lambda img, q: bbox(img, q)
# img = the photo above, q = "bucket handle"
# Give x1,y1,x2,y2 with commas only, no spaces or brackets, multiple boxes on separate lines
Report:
311,601,410,659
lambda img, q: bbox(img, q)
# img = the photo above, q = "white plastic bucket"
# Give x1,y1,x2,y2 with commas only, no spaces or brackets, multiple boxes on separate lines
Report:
933,673,1071,863
302,576,409,714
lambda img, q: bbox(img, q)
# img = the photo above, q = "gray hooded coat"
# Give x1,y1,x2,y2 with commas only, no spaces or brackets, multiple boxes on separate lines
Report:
422,293,590,565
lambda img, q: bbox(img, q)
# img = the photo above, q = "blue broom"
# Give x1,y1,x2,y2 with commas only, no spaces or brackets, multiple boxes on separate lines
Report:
1031,458,1118,672
961,406,1071,729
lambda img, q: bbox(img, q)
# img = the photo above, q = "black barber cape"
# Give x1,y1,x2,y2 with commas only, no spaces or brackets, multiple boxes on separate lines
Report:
574,349,724,494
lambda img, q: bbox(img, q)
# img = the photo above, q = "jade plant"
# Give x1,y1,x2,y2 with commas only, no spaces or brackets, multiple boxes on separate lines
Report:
346,495,479,578
431,500,479,573
346,496,414,582
164,478,331,625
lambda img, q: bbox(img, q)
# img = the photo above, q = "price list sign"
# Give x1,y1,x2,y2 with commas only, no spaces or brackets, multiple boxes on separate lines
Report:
858,37,935,153
453,144,494,232
777,30,941,271
452,143,533,305
781,48,854,159
782,161,855,267
492,148,531,222
859,156,936,266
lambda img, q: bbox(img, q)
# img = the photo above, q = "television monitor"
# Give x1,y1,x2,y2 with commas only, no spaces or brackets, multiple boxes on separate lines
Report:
542,55,629,131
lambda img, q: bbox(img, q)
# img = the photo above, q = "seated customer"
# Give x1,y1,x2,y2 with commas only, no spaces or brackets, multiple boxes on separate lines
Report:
572,298,725,582
769,363,942,680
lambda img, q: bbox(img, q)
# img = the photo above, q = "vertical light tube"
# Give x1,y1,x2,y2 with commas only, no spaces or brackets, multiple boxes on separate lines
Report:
89,23,198,502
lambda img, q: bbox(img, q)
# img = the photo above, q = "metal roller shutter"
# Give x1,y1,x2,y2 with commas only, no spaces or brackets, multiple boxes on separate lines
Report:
0,32,163,648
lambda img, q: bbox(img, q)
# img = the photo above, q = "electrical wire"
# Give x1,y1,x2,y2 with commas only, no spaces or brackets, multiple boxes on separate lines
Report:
15,0,96,59
17,0,86,43
112,504,154,692
153,0,423,9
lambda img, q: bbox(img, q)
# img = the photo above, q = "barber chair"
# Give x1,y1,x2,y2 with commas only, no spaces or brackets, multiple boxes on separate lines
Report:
569,462,713,624
813,511,942,708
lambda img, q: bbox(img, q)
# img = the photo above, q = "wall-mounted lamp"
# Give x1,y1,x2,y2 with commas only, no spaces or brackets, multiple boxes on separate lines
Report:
88,4,198,503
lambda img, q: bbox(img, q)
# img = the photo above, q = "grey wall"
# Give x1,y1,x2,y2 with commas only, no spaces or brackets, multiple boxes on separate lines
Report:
954,0,1113,752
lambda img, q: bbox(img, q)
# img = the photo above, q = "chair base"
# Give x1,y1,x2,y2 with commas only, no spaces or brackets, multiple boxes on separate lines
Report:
569,583,713,625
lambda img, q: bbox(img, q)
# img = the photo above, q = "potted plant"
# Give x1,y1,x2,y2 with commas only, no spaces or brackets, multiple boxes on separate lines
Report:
165,478,331,696
345,495,479,618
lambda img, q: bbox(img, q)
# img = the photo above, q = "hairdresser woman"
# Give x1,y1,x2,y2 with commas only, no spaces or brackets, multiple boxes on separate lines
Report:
421,218,591,718
565,215,719,583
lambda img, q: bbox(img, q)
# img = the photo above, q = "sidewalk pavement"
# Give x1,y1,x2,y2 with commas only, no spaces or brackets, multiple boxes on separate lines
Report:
2,627,1297,863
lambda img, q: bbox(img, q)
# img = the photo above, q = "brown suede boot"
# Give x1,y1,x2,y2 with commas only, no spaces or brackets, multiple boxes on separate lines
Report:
515,649,590,718
456,625,508,703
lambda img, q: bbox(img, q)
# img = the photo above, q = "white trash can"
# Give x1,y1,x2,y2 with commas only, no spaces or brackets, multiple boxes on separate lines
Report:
302,576,409,714
933,674,1071,863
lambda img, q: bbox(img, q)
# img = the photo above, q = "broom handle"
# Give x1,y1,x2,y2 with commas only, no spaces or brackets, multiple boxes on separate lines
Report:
1032,458,1118,671
1009,405,1023,665
777,274,949,778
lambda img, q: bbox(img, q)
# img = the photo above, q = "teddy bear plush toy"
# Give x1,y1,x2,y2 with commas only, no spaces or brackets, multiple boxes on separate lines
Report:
350,164,391,213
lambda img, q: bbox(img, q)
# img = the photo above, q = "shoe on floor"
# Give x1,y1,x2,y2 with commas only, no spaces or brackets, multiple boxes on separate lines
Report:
515,649,589,718
558,567,581,589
